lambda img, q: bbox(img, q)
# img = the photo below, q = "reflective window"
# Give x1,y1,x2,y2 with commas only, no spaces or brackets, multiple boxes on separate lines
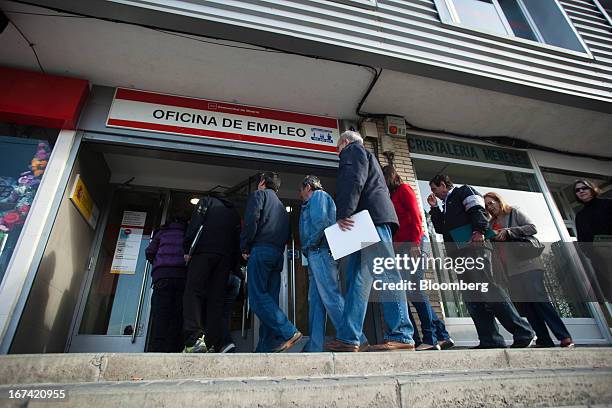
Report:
413,158,591,318
452,0,509,36
0,124,58,285
434,0,588,53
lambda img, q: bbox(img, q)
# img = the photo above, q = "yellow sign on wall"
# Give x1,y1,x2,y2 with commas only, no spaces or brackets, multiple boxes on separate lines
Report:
69,174,99,229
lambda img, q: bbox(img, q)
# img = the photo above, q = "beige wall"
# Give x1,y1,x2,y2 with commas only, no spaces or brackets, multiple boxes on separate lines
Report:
10,147,110,353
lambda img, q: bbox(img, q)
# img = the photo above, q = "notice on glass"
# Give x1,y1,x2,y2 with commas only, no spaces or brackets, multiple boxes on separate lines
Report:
69,174,100,229
121,211,147,227
110,211,147,275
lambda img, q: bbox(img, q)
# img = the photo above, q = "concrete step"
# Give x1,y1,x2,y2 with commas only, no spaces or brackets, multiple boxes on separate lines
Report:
0,348,610,385
0,367,611,407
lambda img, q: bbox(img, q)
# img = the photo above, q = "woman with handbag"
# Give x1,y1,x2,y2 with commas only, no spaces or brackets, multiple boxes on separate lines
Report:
484,192,574,348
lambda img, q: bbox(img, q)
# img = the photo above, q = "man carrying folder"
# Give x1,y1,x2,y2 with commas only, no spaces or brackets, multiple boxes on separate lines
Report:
427,174,534,349
324,131,415,352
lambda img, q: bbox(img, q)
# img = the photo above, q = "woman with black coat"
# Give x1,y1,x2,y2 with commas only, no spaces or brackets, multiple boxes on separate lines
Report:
574,179,612,301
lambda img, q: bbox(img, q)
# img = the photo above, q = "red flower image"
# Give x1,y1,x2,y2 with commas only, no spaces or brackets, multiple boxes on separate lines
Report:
3,211,22,230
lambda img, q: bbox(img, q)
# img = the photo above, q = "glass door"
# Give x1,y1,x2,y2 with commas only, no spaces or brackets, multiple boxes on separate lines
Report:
69,189,165,352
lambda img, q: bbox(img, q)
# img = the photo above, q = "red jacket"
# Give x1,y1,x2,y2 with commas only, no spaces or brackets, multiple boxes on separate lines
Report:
390,183,424,243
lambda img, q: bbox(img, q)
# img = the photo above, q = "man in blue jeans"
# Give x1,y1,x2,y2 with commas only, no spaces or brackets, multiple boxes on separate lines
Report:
241,172,301,352
324,131,415,352
298,175,368,352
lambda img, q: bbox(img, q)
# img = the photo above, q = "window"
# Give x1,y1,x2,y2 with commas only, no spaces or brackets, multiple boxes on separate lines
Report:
0,124,58,285
433,0,588,53
412,158,592,318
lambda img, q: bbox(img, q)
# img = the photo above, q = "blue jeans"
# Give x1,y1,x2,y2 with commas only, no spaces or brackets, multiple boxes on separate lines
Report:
247,245,298,352
406,236,450,345
336,224,414,345
303,248,367,352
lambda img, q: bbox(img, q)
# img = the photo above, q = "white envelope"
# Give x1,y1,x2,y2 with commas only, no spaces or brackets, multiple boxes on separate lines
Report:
324,210,381,260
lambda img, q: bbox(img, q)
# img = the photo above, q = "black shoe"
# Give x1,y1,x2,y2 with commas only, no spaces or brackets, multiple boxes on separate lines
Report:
510,337,536,348
471,344,506,349
438,338,456,350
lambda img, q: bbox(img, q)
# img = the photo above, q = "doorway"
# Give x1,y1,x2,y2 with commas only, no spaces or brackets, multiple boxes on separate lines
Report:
66,141,338,352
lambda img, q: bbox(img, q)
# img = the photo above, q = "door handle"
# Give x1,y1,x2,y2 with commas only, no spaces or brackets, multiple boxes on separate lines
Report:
131,259,151,344
132,230,154,344
291,239,296,324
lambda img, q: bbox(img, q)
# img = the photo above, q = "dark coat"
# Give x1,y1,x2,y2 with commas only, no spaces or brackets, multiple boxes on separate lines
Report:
429,184,489,243
575,197,612,242
336,142,399,231
240,188,290,253
145,221,187,282
183,193,241,264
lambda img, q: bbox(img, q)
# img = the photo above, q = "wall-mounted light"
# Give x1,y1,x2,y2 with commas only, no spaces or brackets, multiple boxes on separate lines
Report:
285,206,292,213
190,198,200,205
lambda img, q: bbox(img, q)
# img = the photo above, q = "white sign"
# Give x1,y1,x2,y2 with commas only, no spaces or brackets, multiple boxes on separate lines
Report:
110,211,147,275
121,211,147,227
107,88,339,153
324,210,381,260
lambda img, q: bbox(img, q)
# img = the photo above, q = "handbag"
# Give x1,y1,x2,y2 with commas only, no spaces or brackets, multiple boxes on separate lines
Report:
506,209,545,260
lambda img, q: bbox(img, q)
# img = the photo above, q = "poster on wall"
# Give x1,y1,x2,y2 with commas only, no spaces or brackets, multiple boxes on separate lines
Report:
106,88,339,154
110,211,147,275
69,174,100,229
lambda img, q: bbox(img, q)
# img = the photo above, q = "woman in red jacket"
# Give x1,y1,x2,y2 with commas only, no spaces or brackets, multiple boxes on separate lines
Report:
383,165,454,351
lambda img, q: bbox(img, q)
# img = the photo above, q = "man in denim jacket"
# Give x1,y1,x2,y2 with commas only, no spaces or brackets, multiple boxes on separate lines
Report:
298,175,368,352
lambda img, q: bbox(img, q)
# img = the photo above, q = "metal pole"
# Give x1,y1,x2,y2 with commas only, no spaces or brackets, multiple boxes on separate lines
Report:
291,239,296,324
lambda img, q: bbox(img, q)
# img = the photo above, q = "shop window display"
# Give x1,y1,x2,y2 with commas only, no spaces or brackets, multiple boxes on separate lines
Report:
0,125,58,284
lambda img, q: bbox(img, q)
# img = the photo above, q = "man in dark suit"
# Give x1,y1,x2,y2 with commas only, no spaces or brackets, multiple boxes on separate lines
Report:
427,174,534,348
324,131,415,352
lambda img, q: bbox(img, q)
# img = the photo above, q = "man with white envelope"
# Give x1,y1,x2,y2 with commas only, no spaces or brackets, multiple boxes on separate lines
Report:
324,131,415,352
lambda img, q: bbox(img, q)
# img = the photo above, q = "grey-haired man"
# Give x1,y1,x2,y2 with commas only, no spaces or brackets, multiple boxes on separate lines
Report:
298,175,368,352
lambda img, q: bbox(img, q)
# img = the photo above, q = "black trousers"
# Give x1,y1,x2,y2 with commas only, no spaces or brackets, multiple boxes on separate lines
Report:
459,247,534,346
183,253,231,350
509,269,571,346
149,278,185,352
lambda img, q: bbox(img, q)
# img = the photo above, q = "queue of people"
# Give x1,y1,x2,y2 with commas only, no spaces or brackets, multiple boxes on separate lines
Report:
144,130,609,353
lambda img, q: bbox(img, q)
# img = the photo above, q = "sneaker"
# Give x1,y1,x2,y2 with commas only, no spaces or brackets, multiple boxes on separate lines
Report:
182,335,208,353
324,339,359,352
438,338,455,350
272,331,303,353
560,338,575,348
219,343,236,353
368,341,415,352
416,343,441,351
510,337,536,348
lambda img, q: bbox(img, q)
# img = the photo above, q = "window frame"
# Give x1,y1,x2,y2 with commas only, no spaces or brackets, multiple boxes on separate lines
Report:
433,0,593,58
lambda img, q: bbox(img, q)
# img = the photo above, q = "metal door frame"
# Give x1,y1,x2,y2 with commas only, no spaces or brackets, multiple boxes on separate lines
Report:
67,186,169,352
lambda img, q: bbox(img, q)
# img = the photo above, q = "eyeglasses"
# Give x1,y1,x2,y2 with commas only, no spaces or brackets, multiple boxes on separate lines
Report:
575,187,591,193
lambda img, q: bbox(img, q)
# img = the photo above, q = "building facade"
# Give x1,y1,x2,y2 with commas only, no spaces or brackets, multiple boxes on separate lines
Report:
0,0,610,353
